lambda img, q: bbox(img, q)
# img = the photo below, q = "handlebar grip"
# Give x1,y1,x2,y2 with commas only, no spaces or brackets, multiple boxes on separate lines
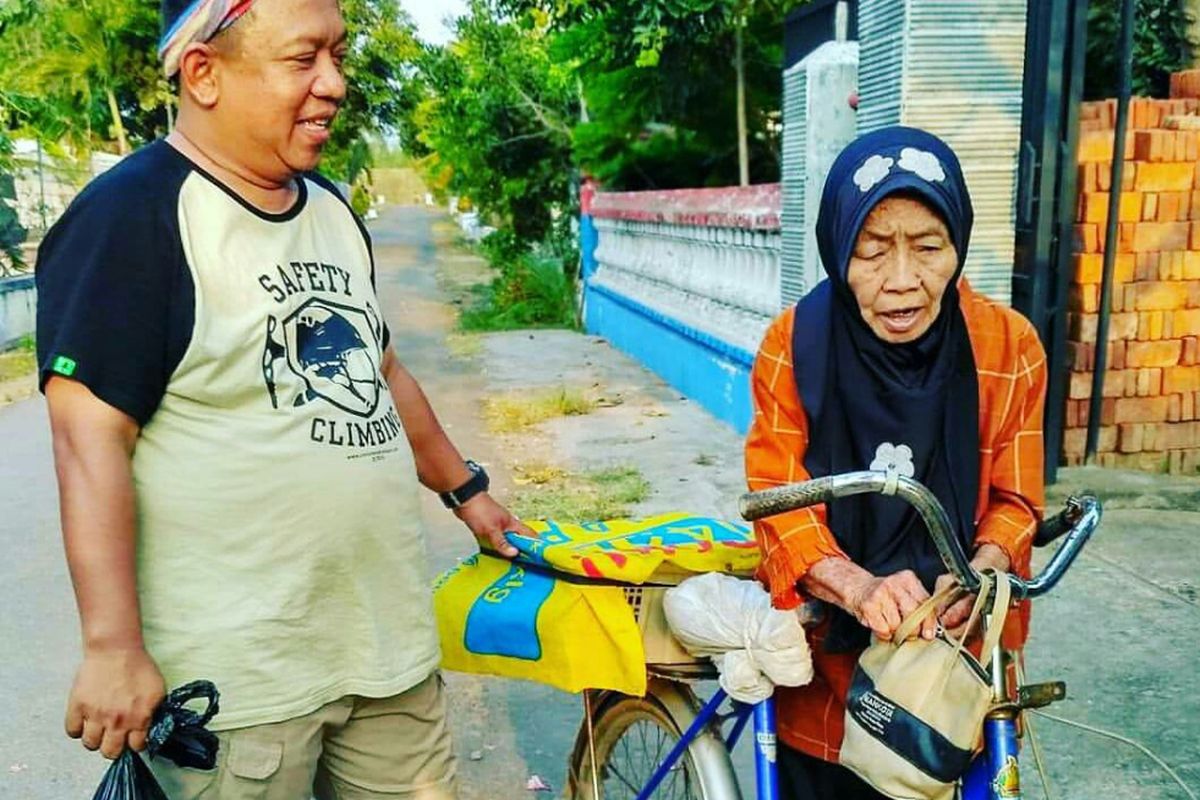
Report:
739,477,837,521
1034,498,1082,547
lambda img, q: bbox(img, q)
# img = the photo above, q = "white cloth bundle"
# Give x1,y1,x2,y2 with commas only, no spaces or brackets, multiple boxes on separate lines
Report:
663,573,813,703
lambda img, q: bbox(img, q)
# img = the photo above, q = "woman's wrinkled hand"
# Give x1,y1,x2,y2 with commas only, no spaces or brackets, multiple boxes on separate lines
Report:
847,569,937,642
934,543,1012,640
932,572,976,637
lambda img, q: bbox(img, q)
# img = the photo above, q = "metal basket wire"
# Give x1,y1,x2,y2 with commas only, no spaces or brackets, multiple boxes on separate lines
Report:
622,585,703,667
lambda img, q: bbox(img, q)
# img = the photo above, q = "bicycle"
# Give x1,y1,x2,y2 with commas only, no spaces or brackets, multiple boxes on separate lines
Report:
559,470,1102,800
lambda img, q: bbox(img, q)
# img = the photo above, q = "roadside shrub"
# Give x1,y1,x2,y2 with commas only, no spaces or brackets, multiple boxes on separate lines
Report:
460,251,576,331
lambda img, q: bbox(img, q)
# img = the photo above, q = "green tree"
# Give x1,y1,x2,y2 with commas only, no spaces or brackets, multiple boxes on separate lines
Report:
507,0,799,189
0,0,165,154
1086,0,1195,99
415,1,575,243
321,0,426,185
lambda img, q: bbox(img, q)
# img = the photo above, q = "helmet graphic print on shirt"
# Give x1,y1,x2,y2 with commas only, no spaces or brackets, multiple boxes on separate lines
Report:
262,297,384,417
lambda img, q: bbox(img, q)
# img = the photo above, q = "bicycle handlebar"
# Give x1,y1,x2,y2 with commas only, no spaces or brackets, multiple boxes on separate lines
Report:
738,471,1101,600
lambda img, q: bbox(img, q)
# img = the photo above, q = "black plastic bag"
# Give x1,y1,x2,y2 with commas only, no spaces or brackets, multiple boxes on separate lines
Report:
90,749,169,800
91,681,220,800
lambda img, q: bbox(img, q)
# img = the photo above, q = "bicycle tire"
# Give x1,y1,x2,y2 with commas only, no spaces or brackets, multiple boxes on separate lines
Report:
567,679,742,800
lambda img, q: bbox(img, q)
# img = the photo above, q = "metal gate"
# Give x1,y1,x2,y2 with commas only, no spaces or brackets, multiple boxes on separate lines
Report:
1011,0,1091,483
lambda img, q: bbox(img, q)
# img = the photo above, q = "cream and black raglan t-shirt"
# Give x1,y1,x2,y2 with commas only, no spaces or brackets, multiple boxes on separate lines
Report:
36,140,439,730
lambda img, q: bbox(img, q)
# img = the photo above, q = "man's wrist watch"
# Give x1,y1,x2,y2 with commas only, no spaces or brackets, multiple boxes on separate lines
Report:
440,460,490,509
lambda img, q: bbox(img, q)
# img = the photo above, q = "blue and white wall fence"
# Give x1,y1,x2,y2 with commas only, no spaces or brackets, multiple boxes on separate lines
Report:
580,183,783,432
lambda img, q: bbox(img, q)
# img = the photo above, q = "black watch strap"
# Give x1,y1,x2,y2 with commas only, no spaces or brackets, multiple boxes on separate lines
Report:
440,460,490,509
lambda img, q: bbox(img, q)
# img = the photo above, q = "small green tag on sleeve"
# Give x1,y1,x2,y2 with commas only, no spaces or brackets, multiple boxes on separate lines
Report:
51,355,77,377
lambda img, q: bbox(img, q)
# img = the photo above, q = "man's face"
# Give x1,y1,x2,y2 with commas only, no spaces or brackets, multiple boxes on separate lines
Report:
213,0,347,181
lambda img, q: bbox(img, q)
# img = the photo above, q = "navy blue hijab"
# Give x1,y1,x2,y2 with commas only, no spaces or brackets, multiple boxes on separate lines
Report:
790,127,980,652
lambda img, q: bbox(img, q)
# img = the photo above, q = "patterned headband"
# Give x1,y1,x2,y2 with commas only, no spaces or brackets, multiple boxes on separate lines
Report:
158,0,256,78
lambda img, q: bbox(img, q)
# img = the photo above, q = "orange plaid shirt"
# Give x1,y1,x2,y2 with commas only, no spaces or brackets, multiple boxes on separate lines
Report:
744,280,1047,760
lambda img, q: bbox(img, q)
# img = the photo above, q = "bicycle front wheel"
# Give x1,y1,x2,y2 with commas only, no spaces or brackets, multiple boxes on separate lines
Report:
569,679,741,800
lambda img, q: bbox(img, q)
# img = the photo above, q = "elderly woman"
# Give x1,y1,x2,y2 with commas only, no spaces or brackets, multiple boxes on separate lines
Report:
746,127,1047,798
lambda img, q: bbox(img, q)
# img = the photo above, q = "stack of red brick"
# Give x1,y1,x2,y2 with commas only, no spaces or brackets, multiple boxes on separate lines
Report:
1066,78,1200,473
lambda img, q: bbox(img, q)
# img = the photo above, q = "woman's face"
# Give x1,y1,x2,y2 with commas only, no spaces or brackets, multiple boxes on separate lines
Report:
846,195,959,343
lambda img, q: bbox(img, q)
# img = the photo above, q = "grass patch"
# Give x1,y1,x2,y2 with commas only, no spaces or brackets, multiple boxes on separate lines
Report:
0,336,36,382
693,453,717,467
509,462,650,522
483,387,597,433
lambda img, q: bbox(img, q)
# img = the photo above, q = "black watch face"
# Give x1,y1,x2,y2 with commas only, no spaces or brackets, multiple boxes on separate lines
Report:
466,460,488,486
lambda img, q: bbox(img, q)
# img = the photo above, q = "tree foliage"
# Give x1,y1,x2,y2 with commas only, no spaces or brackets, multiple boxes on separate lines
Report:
0,0,166,154
415,1,576,243
502,0,800,189
1086,0,1195,99
321,0,425,184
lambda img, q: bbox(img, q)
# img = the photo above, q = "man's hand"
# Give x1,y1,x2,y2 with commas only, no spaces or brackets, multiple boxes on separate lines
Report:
454,493,536,558
846,569,937,642
66,646,165,759
934,543,1012,639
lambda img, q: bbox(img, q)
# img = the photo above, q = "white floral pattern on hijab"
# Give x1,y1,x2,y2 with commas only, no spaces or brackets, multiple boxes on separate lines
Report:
853,155,895,192
898,147,946,183
853,147,947,195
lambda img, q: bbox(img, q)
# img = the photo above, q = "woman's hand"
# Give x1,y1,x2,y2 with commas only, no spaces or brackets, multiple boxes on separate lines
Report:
803,558,937,642
934,543,1011,639
847,569,937,642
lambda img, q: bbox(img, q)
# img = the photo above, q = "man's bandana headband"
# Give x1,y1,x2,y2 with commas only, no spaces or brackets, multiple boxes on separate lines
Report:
158,0,256,78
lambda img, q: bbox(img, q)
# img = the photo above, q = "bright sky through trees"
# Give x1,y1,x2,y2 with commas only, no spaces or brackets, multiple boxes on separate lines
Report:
401,0,466,44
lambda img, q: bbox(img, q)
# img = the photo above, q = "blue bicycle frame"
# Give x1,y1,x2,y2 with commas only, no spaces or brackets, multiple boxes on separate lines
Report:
631,687,1022,800
631,687,780,800
620,483,1099,799
963,713,1022,800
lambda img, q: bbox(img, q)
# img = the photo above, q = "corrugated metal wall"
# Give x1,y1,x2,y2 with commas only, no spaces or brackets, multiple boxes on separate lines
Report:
857,0,905,133
781,61,809,307
858,0,1027,304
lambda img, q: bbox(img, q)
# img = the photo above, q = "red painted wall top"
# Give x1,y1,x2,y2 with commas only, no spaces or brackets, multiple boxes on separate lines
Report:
587,183,782,230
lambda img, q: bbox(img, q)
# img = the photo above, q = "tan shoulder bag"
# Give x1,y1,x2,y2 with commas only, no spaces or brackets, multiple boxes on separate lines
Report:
840,569,1012,800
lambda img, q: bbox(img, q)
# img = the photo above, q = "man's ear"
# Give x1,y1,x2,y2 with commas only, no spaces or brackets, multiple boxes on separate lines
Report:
178,43,221,108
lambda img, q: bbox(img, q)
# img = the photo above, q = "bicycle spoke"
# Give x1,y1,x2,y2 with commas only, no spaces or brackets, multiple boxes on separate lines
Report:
592,704,706,800
604,761,641,797
652,723,668,768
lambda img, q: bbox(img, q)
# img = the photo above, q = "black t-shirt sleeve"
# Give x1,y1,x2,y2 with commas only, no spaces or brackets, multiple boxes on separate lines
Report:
36,158,193,427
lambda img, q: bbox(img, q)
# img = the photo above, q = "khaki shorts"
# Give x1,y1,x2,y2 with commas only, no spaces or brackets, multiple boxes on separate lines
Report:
151,672,458,799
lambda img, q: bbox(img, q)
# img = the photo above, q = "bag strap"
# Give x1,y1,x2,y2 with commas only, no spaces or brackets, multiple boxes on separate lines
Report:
927,571,996,690
893,581,967,644
891,569,1013,658
947,570,993,653
976,569,1012,671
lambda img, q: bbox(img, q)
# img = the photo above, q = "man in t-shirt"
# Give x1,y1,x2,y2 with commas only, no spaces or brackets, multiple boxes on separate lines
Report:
35,0,531,796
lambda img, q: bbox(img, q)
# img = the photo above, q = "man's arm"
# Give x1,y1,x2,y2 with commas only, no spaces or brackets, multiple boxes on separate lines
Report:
45,378,165,758
381,347,534,556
